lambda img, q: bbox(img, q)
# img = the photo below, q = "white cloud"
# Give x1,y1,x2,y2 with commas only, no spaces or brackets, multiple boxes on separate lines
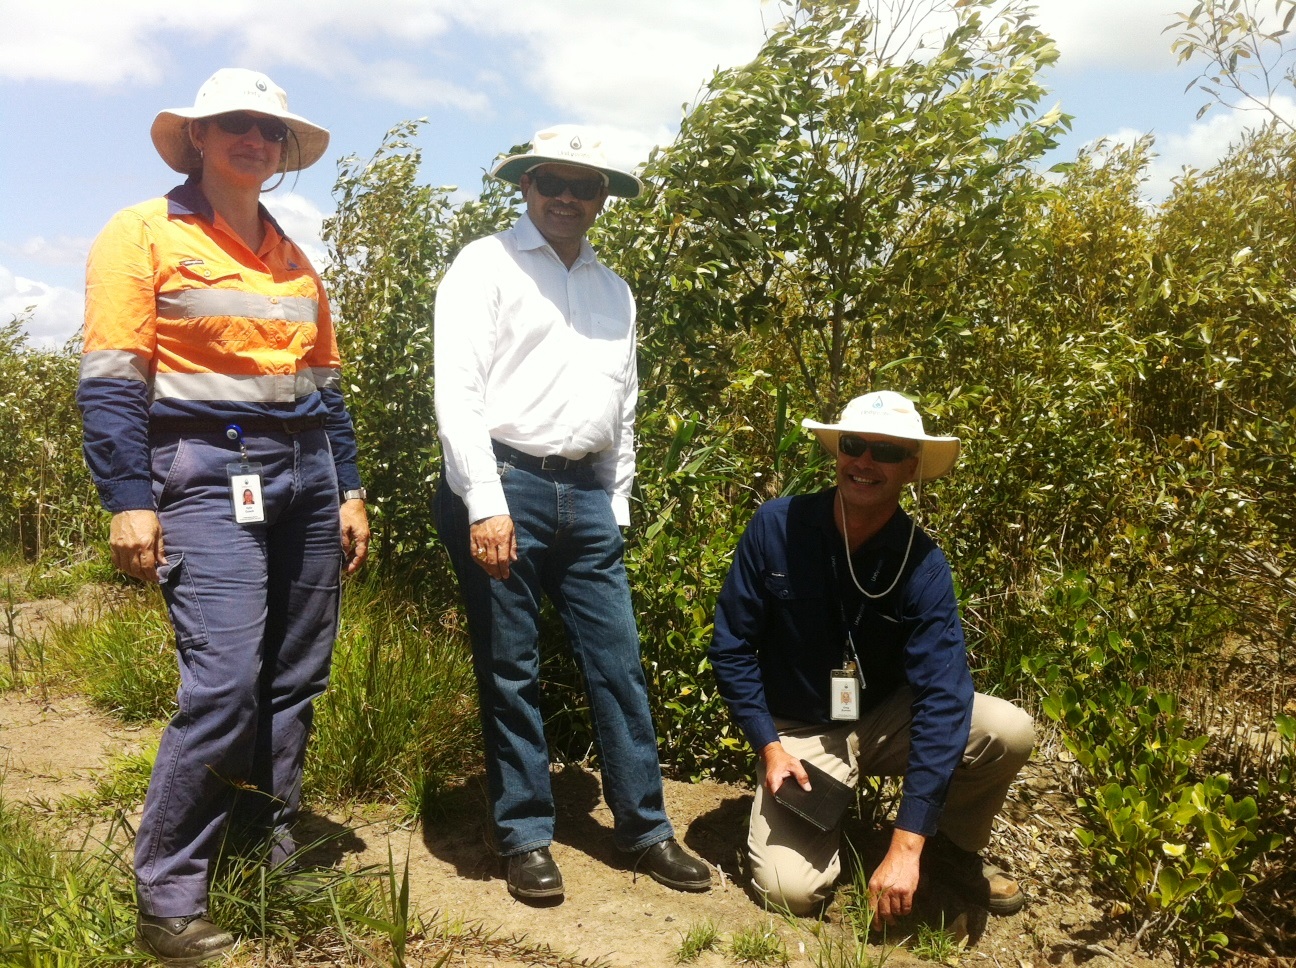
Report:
0,0,770,148
1085,94,1296,200
1,264,84,349
1029,0,1186,72
0,236,93,268
358,60,491,112
460,0,771,134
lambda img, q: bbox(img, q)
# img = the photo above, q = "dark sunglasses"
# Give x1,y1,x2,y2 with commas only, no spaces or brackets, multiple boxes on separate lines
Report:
212,112,289,143
838,435,916,463
531,173,605,201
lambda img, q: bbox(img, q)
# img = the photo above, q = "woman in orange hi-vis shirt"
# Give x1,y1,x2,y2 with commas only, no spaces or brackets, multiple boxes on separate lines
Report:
77,68,369,965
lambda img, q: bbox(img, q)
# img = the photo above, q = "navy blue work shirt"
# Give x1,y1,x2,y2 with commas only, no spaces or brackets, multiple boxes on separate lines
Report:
709,488,974,836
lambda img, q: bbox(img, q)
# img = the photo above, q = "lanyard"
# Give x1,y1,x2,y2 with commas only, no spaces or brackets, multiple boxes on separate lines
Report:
829,554,867,670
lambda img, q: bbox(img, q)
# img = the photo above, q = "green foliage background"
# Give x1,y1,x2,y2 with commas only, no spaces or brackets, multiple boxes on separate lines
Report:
2,0,1292,960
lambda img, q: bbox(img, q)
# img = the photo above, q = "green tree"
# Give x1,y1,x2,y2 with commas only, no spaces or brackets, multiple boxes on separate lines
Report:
324,121,519,578
615,0,1068,423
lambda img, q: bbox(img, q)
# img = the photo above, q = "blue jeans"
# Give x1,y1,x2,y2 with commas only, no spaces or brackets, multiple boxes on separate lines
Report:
435,459,673,856
137,427,341,917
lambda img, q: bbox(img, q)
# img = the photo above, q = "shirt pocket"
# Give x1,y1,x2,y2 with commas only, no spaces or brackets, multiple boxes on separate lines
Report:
763,572,826,609
164,265,252,344
175,263,243,286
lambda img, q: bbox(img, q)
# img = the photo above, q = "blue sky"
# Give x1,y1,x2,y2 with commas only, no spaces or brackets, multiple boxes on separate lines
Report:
2,0,1290,347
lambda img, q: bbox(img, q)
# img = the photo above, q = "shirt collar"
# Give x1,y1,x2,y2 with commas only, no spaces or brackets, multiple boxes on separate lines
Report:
514,212,596,267
165,177,288,240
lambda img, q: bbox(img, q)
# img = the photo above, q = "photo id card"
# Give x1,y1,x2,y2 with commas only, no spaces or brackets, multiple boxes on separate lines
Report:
829,668,859,721
227,462,265,525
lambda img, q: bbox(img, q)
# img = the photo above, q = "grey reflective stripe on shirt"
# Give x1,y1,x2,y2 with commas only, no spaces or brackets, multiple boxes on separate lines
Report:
155,289,319,323
306,366,341,391
152,369,332,403
79,349,148,382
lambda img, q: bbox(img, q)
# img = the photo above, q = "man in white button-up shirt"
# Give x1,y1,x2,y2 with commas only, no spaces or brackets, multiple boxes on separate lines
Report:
433,125,711,902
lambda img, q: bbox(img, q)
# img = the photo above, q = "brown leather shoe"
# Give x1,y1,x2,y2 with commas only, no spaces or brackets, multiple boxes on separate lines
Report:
136,913,234,964
925,836,1025,915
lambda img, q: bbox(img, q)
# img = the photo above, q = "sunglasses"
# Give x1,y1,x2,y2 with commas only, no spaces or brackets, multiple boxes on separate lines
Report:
212,112,289,143
530,173,605,201
838,435,916,463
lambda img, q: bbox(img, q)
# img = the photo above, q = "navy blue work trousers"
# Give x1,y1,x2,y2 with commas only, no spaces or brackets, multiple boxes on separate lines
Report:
136,426,341,917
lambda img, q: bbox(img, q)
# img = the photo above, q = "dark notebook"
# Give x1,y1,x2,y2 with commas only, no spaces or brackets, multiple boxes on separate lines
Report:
771,759,854,832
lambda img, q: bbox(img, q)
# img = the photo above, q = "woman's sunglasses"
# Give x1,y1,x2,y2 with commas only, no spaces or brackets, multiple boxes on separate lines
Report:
838,435,916,463
530,173,605,201
212,112,289,144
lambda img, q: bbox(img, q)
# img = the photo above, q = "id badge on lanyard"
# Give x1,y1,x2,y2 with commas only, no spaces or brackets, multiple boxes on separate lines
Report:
227,462,266,524
223,423,265,525
829,632,865,721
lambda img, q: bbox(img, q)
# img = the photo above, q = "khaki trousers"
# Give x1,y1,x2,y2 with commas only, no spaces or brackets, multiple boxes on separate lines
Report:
748,689,1034,915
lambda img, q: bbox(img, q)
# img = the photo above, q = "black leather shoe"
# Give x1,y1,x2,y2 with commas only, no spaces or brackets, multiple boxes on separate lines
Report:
136,913,234,965
505,847,564,899
635,838,712,891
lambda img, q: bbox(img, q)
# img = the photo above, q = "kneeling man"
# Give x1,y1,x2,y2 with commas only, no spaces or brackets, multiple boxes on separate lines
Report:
709,391,1034,921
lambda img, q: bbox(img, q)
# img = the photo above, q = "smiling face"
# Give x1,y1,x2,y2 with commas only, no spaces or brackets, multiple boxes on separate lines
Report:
520,163,609,265
834,433,919,521
189,114,284,192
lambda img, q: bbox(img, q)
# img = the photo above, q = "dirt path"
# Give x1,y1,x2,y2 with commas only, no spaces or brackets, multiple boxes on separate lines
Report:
0,687,1174,968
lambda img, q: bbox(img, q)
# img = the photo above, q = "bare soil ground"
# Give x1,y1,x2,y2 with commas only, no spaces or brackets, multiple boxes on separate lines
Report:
13,580,1265,965
2,678,1179,968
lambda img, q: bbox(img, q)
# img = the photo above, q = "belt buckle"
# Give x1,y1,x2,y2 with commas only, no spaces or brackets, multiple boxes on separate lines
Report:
539,455,567,471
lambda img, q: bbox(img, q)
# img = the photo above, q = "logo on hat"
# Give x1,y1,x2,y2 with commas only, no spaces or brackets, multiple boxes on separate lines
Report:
569,136,582,150
256,80,267,91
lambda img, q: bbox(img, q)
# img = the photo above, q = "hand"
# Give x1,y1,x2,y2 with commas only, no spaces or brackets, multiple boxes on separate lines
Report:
340,499,371,574
109,510,166,583
469,515,517,580
760,742,811,796
868,828,925,924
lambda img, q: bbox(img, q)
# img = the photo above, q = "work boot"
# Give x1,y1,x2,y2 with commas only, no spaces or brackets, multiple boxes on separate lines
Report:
635,838,712,891
925,835,1025,915
505,847,564,899
136,913,234,965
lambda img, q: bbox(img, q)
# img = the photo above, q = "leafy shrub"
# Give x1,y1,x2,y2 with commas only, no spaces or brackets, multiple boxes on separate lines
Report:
0,316,103,562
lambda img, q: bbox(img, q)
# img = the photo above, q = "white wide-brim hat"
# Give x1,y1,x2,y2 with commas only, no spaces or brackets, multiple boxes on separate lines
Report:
151,68,330,175
491,124,644,198
801,391,961,481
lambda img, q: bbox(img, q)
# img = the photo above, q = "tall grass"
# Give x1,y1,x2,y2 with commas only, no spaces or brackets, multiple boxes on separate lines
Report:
27,573,479,817
309,575,480,815
0,797,137,962
42,587,177,722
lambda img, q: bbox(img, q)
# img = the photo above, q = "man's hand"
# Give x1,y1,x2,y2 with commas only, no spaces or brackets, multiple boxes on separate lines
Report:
110,509,165,583
760,741,812,796
340,499,371,574
869,828,925,924
470,514,518,580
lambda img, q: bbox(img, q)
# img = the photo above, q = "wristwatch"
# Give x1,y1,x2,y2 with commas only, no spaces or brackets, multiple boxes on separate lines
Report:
342,488,367,502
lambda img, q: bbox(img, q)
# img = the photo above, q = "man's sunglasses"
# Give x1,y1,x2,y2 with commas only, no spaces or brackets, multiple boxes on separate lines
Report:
212,112,289,144
838,435,916,463
530,173,605,201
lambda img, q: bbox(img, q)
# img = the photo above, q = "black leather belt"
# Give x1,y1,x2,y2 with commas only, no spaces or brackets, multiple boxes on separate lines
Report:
492,440,595,472
149,416,326,435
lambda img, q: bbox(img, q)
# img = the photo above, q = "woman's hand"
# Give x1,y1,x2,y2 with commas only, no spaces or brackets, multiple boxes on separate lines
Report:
340,500,370,573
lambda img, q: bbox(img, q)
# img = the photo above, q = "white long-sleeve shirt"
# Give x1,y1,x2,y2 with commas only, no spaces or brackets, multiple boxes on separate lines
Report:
434,213,638,526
